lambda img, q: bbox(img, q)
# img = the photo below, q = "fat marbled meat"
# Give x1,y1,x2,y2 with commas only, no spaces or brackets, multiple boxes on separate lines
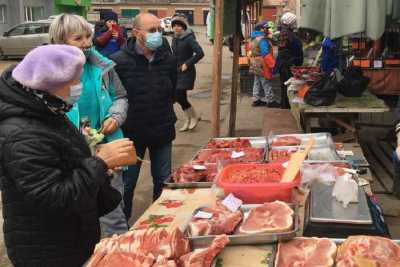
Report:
336,235,400,267
275,237,337,267
86,228,229,267
239,201,294,234
188,201,243,236
172,164,217,183
178,235,230,267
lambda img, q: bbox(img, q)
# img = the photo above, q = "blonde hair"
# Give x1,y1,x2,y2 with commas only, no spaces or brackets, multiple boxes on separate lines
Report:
49,13,93,44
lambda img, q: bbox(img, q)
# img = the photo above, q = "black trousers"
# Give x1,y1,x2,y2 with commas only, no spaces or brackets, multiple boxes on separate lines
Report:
175,90,192,111
279,66,292,109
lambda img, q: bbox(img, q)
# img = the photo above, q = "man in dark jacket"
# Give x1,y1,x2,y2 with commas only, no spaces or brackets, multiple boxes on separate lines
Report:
94,11,126,57
171,13,204,131
110,13,177,220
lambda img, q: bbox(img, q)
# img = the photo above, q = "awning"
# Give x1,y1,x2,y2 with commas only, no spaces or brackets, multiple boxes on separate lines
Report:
299,0,400,40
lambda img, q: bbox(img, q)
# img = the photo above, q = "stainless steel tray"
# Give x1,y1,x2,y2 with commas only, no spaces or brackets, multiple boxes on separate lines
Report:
192,147,267,164
204,136,268,149
269,132,334,148
310,182,372,225
268,146,341,161
164,176,214,189
186,203,299,247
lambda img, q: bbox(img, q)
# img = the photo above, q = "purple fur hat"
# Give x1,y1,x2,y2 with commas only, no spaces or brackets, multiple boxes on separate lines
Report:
12,44,85,92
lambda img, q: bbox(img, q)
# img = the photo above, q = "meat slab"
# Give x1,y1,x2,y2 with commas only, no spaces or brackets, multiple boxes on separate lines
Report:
178,235,230,267
86,228,190,267
271,136,302,146
193,148,264,164
205,138,252,149
239,201,294,234
336,235,400,267
275,237,337,267
172,164,217,183
188,201,243,236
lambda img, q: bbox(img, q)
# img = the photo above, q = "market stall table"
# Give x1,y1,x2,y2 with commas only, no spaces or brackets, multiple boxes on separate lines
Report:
289,91,389,142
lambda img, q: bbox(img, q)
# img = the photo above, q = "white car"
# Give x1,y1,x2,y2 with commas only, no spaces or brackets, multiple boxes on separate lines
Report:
0,20,51,58
161,17,173,35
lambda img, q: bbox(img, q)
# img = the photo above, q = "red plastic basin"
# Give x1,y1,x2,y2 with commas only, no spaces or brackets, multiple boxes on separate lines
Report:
216,163,300,204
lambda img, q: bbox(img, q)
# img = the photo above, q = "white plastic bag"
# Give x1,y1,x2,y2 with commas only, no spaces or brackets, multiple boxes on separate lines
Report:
332,173,359,208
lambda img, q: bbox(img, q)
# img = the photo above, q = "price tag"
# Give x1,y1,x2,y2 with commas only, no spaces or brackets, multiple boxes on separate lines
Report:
193,165,207,171
194,211,213,219
222,193,243,212
231,151,245,159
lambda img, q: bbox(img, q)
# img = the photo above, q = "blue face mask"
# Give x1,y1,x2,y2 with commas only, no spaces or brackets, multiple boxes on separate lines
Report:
66,83,83,105
145,32,163,51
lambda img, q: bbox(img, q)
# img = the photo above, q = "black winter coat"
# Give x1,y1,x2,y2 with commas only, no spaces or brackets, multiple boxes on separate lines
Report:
172,30,204,91
110,38,177,147
0,67,119,267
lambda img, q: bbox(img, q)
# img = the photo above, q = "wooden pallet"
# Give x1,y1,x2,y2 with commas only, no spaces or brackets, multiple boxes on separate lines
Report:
359,128,396,194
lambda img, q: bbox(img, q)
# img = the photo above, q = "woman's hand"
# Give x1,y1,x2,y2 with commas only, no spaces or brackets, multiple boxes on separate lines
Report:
181,63,188,72
96,139,136,169
100,117,119,135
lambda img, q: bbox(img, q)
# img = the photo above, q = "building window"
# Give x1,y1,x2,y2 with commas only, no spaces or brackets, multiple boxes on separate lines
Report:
0,5,6,24
24,6,45,22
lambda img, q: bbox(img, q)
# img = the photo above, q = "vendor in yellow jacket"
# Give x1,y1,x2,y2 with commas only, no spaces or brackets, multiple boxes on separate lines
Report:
249,21,279,107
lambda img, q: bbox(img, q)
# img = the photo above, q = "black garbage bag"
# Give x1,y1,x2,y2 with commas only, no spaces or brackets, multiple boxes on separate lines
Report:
304,74,338,106
338,67,370,97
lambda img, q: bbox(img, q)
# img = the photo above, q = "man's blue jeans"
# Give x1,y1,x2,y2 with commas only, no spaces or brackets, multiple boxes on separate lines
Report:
122,142,172,219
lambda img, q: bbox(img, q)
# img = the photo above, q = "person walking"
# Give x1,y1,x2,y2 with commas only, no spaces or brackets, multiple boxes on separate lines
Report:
171,13,204,131
110,13,177,220
249,21,279,107
0,45,135,267
276,12,304,109
94,10,126,57
49,14,129,236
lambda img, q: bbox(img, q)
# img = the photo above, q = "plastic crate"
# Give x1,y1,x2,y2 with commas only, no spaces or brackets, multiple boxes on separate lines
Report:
216,163,300,204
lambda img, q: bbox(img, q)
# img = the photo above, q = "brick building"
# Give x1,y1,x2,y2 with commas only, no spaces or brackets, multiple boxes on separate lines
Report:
262,0,298,23
90,0,210,25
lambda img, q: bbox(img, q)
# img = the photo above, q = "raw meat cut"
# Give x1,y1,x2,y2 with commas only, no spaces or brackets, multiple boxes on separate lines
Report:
178,235,230,267
95,250,155,267
275,237,337,267
269,149,297,161
205,138,252,149
86,228,190,267
153,256,178,267
239,201,294,234
218,164,283,184
188,201,243,236
336,235,400,267
193,148,264,164
172,164,217,183
271,136,302,146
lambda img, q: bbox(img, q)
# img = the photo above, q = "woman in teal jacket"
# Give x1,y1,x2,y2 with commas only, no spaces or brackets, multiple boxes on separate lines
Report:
49,14,129,236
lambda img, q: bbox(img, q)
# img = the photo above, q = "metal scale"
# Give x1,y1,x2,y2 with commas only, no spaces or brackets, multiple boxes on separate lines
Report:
303,181,389,238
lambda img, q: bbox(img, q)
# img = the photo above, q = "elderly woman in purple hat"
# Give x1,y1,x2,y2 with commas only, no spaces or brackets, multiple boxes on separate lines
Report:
0,45,135,267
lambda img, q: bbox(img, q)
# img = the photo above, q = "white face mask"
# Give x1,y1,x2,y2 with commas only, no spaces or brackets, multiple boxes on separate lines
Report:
66,83,83,105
